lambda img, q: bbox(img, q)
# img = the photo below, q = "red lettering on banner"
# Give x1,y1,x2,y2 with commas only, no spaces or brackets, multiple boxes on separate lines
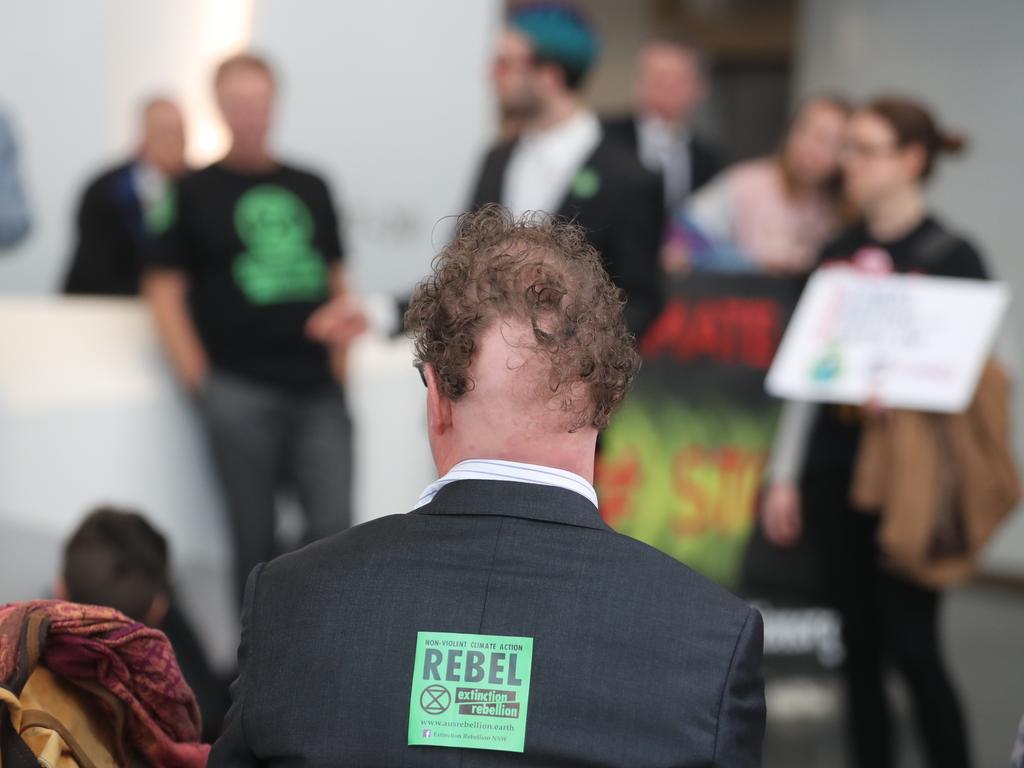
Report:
595,452,642,526
640,298,781,369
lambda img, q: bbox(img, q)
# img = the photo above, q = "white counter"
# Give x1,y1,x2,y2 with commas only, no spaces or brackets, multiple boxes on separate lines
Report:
0,298,434,668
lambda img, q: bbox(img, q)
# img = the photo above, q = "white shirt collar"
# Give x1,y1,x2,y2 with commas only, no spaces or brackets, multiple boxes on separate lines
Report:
638,116,690,143
503,109,602,217
132,160,169,211
413,458,598,510
636,116,693,207
520,108,602,153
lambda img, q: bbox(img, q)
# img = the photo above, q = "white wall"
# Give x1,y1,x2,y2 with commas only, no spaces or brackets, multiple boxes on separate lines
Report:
0,0,498,663
0,0,497,297
0,1,111,292
795,0,1024,575
0,0,253,292
0,299,433,668
249,0,499,297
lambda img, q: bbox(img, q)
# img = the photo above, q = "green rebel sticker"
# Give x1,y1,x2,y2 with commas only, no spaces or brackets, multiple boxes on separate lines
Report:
408,631,533,753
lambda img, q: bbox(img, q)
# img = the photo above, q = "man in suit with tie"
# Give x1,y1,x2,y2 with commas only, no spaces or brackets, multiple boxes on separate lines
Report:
468,3,664,338
210,205,765,767
603,35,725,211
63,98,187,295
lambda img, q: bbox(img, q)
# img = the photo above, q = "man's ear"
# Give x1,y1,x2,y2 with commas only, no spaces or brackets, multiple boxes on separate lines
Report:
535,61,563,96
424,364,453,437
145,591,170,628
694,72,709,104
903,142,928,180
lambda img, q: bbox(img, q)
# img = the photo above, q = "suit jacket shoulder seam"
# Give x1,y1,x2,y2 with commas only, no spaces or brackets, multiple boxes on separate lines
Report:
712,606,755,762
240,560,266,752
475,516,505,633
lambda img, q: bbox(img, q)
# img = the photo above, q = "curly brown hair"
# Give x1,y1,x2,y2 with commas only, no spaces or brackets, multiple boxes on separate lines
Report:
404,205,639,431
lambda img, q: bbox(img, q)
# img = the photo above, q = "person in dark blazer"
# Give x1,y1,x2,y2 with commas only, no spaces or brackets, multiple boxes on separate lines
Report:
468,3,664,338
209,205,765,767
602,35,725,210
63,98,186,295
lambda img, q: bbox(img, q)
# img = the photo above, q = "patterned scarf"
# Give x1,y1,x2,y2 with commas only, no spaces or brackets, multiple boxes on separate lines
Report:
0,600,210,767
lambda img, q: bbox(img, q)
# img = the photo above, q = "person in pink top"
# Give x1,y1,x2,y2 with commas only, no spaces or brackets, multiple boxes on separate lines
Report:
666,94,851,274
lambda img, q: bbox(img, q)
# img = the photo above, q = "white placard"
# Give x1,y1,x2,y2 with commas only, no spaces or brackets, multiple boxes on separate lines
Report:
766,268,1010,413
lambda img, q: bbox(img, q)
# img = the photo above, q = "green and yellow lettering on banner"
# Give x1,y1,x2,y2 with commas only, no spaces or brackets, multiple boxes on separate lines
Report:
597,274,803,588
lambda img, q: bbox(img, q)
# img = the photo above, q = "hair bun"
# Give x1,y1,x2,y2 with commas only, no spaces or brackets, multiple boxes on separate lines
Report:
940,131,967,155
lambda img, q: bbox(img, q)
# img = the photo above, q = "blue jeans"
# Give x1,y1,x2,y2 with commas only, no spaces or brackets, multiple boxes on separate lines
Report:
197,369,353,605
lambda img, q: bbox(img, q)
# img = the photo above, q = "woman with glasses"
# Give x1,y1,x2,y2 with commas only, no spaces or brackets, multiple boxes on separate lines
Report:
762,96,987,768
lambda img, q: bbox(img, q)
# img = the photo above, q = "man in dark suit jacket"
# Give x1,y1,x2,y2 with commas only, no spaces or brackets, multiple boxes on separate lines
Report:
602,36,725,211
209,205,765,767
468,4,663,338
63,98,185,295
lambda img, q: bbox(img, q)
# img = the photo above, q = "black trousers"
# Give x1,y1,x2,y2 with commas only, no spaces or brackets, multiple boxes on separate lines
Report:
805,477,972,768
197,369,354,606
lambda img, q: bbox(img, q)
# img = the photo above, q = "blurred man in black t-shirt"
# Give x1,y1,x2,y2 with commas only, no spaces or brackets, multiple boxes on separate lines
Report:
143,53,365,606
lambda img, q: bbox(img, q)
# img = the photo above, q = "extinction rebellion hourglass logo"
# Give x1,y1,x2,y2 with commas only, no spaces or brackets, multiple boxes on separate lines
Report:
420,685,452,715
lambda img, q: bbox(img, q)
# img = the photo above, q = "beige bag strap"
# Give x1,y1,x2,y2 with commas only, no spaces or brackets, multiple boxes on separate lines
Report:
18,709,100,768
61,680,127,766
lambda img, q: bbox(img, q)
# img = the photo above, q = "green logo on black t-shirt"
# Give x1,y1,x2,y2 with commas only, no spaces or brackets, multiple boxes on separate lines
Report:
232,184,328,304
